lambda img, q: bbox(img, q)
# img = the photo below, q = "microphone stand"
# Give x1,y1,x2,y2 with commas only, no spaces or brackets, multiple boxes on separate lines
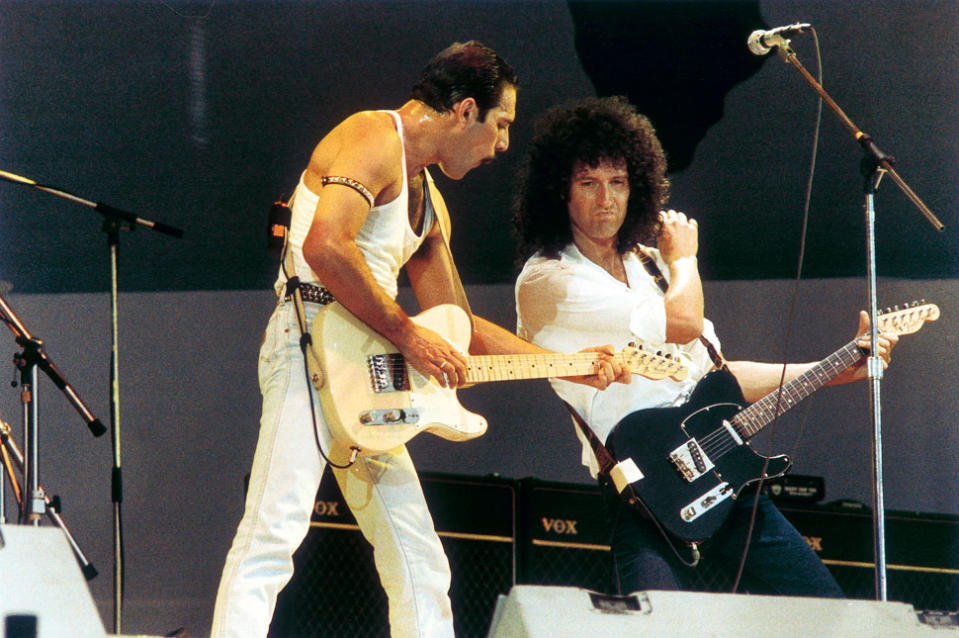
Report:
767,37,944,602
0,417,98,580
0,293,107,524
0,295,104,581
0,169,183,633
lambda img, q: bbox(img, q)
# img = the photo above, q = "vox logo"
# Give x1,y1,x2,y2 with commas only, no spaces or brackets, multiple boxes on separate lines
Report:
541,517,579,535
803,535,823,552
314,500,342,517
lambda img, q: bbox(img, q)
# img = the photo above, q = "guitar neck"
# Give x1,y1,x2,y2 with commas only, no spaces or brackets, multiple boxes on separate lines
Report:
465,351,629,383
732,340,864,439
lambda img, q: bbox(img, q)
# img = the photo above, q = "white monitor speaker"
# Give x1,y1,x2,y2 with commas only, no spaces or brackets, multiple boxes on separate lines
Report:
487,585,948,637
0,526,106,638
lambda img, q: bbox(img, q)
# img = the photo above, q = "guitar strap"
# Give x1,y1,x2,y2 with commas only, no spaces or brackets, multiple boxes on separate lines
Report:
566,404,618,477
423,170,475,331
565,404,644,502
635,249,725,370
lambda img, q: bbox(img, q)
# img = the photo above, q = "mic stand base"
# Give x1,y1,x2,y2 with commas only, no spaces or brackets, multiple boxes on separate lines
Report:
0,419,98,579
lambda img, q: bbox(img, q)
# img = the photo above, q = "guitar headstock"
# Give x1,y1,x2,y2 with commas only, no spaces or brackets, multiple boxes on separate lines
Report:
621,343,688,381
878,301,940,336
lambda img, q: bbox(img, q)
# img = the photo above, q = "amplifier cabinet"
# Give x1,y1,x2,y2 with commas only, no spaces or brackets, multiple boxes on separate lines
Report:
516,481,959,610
779,502,959,612
516,479,614,593
269,470,515,638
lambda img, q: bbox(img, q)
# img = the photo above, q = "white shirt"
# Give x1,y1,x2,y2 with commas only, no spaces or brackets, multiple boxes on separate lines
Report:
515,243,721,476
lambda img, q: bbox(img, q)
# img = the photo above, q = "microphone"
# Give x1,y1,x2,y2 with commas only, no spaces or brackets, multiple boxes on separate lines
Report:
747,23,811,56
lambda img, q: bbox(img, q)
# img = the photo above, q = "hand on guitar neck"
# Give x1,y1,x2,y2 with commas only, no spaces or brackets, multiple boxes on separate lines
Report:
728,308,904,403
828,309,898,385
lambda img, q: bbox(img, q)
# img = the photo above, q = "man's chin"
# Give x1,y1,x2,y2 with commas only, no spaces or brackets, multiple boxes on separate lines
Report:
437,165,468,181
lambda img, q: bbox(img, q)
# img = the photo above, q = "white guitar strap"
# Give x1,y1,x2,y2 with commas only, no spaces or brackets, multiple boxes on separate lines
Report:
424,170,475,331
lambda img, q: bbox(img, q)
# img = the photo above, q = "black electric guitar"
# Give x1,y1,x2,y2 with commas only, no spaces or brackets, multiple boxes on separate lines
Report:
606,302,939,559
311,302,687,455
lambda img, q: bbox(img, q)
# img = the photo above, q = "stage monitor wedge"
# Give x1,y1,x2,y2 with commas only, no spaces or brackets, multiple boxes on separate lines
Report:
487,585,948,638
0,526,106,638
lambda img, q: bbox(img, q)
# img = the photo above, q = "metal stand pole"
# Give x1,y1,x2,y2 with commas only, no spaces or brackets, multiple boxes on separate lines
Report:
18,340,44,526
105,219,125,634
863,162,887,599
762,32,944,601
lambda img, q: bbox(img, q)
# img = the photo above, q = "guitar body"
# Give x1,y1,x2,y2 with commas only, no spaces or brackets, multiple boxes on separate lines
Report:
608,368,792,545
312,302,487,455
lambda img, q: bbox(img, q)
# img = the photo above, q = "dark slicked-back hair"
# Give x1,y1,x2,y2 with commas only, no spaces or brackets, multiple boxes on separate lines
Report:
410,41,519,122
514,96,670,260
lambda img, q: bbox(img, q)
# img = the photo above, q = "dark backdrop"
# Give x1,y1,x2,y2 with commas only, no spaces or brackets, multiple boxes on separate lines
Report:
1,0,956,294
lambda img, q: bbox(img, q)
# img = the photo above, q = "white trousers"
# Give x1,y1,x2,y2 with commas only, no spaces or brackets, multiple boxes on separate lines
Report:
211,301,454,637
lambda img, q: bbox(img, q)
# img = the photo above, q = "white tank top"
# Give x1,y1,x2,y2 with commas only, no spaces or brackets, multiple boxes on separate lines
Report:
275,111,435,301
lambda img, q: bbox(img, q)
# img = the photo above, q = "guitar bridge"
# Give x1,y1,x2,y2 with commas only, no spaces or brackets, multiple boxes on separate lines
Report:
669,439,714,483
368,353,410,393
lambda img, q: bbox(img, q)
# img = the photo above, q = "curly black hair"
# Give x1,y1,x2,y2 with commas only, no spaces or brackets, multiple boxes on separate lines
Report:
513,96,669,260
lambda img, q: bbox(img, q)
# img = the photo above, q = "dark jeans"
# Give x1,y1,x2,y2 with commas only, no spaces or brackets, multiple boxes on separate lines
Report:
600,480,845,598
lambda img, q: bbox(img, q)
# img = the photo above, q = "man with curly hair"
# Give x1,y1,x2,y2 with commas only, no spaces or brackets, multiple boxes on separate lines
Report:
514,96,895,596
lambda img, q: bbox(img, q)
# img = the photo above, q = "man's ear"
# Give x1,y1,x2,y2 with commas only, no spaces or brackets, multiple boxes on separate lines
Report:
453,97,478,125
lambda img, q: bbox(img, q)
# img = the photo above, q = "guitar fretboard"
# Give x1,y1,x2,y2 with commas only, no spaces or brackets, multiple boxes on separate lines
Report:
731,341,864,438
465,352,620,382
464,351,680,383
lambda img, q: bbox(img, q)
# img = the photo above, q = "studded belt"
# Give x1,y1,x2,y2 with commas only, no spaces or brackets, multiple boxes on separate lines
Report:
286,282,336,305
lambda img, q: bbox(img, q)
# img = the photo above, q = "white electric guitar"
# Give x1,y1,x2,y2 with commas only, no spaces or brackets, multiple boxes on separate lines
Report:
310,302,688,455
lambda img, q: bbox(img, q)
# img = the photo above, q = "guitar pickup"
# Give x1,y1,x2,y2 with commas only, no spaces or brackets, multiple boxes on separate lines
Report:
368,353,410,393
358,408,420,426
680,482,733,522
669,439,714,483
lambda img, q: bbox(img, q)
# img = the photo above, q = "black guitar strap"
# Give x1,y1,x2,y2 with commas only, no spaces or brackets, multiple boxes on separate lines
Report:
635,249,725,370
566,403,618,477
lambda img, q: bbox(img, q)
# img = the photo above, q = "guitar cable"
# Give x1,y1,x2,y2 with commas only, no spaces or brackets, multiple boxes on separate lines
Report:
275,198,357,471
730,27,824,594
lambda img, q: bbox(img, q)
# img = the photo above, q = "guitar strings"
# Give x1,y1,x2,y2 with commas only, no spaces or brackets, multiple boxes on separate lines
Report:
695,341,867,461
376,350,682,381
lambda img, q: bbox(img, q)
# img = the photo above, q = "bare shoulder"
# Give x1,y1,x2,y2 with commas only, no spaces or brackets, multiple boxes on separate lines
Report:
305,110,403,195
